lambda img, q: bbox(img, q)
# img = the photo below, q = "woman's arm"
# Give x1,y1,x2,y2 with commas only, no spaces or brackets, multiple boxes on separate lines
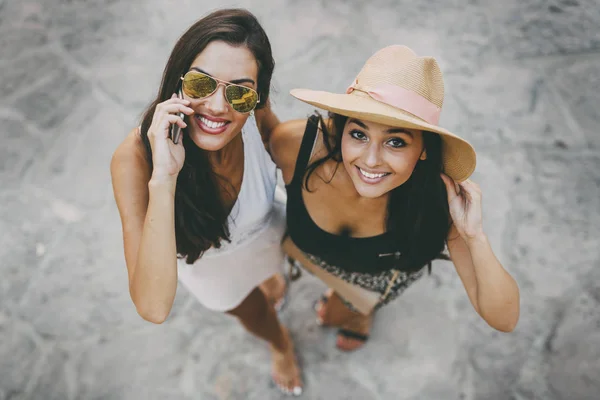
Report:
447,226,520,332
110,132,179,324
442,175,520,332
111,96,191,323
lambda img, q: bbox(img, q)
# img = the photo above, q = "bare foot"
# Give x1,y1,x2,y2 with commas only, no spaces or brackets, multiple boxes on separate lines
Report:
336,313,372,352
260,273,287,311
271,327,303,396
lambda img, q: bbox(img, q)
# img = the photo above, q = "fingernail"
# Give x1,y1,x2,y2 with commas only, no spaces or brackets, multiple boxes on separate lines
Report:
293,386,302,396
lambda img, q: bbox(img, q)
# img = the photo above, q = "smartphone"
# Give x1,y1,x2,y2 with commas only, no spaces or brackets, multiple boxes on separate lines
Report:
170,86,185,144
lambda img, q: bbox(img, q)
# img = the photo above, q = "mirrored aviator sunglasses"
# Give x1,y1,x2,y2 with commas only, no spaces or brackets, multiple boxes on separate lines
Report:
181,71,260,113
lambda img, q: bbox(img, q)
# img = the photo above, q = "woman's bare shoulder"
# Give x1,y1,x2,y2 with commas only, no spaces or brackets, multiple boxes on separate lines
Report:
112,127,149,171
110,127,151,199
270,119,307,147
269,119,308,181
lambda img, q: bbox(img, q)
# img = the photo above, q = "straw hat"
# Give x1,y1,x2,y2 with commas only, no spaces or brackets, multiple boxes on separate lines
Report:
290,45,476,182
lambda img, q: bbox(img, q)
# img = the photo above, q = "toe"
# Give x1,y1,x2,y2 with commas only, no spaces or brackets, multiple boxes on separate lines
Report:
292,376,303,396
272,376,288,395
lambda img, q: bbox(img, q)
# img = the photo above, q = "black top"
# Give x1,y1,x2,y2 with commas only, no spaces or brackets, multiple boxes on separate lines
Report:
285,116,419,274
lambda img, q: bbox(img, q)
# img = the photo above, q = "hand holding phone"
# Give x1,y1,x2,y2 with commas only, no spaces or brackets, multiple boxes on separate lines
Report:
170,86,185,144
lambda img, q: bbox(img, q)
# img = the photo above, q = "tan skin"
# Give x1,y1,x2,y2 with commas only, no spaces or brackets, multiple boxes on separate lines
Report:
270,117,520,350
110,41,301,393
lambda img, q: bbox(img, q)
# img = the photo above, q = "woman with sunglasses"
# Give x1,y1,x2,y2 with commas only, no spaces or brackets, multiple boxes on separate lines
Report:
110,9,302,396
270,45,520,352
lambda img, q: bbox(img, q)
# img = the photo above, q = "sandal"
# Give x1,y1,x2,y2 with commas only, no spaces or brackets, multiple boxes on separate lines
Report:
336,328,369,351
335,314,372,352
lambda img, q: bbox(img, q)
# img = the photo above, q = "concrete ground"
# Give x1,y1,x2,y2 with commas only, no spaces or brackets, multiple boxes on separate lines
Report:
1,0,600,399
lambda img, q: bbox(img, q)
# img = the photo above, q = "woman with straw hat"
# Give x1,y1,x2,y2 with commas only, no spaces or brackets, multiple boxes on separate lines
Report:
270,45,520,351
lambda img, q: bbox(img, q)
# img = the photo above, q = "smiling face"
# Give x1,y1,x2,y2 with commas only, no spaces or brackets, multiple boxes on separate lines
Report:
341,118,426,198
183,40,259,151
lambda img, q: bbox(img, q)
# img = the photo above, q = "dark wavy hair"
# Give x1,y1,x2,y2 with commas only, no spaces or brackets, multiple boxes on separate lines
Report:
305,112,452,272
139,9,275,264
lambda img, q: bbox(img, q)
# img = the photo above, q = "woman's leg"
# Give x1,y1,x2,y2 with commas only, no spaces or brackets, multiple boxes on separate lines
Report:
315,289,372,352
315,289,355,326
227,287,302,395
336,312,372,352
259,273,287,310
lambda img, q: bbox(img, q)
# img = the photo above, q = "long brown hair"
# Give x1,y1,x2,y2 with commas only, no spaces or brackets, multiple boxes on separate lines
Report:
305,112,451,272
139,9,275,263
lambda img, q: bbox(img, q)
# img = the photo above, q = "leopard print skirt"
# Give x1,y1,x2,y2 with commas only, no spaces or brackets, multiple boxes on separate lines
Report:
300,251,428,312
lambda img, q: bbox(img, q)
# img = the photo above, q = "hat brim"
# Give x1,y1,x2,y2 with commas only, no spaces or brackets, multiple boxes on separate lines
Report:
291,88,476,182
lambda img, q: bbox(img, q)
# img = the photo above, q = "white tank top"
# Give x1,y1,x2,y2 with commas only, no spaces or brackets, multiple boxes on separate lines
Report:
200,114,278,258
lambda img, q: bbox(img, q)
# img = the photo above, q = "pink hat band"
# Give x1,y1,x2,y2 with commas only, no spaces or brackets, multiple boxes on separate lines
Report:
346,82,441,126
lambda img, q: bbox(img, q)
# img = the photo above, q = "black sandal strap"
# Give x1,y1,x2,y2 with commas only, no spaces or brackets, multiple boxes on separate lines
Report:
337,329,369,342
